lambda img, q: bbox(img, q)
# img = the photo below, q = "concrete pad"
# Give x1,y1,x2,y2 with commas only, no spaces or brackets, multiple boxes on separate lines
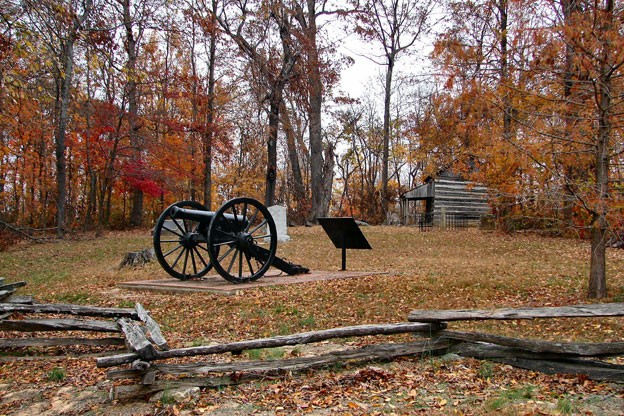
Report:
118,270,386,295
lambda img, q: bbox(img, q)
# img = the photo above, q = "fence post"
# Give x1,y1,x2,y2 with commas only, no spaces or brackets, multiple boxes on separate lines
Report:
441,207,447,230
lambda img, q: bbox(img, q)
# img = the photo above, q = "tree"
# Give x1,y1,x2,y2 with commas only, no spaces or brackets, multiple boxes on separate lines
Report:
213,0,299,207
428,0,624,298
357,0,433,219
554,0,624,298
117,0,145,226
291,0,330,221
198,0,219,210
23,0,95,236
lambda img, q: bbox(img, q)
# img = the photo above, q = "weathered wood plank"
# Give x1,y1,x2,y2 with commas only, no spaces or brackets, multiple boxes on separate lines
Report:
97,322,444,368
408,302,624,322
135,303,169,350
438,330,624,356
450,341,566,360
0,295,34,304
107,340,451,382
0,290,15,301
495,357,624,382
0,303,139,318
0,337,125,348
0,281,26,291
117,318,158,360
0,318,120,332
449,342,624,381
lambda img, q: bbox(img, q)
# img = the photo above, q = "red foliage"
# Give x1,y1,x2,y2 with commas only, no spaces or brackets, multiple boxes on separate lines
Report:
121,160,164,198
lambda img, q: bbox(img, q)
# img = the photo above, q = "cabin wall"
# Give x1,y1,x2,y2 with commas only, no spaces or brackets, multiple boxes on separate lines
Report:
400,176,490,227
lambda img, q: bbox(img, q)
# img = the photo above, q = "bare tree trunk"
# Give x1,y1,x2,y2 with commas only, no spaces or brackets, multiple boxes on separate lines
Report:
122,0,144,227
560,0,584,224
54,38,74,237
203,0,218,210
295,0,326,223
265,94,280,207
381,55,394,218
588,1,613,298
54,0,93,236
281,103,306,223
320,142,335,217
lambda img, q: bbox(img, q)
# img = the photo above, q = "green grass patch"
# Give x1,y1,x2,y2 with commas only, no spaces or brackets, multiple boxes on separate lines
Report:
487,385,536,411
54,292,92,304
47,367,65,382
557,396,575,414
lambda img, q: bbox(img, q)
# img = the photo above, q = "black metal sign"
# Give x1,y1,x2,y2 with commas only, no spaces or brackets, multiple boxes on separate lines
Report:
318,217,372,270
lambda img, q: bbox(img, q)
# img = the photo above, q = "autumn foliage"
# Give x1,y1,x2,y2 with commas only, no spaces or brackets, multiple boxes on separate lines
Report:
0,0,623,246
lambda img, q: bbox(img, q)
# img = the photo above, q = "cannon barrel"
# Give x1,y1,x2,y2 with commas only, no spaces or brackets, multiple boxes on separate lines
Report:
170,206,248,227
169,206,215,223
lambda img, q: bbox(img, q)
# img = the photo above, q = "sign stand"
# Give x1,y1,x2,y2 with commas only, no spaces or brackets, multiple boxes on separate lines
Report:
317,217,372,270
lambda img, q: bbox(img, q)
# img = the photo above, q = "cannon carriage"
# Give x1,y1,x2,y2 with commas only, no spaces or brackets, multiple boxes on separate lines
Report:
153,197,307,283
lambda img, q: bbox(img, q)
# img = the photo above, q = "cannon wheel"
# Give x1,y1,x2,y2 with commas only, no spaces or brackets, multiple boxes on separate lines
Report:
207,197,277,283
153,200,215,280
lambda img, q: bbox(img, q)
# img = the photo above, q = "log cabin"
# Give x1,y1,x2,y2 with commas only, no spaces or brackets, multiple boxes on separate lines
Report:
399,171,491,227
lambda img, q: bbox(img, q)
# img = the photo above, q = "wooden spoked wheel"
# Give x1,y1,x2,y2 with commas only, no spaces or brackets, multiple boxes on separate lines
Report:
153,200,214,280
207,197,277,283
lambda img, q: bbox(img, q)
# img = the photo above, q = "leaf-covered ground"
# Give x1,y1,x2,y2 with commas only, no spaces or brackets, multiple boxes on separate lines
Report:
0,226,623,415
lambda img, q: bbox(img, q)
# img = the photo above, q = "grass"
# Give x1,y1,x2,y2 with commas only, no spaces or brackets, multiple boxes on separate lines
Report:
1,226,623,342
47,367,65,382
487,386,536,411
1,226,624,414
557,396,575,414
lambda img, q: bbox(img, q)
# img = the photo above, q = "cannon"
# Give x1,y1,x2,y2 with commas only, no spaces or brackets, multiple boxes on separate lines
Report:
153,197,308,283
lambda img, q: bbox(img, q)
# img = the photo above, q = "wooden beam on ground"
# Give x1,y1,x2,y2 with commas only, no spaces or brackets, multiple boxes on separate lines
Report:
450,342,624,381
0,290,15,301
0,281,26,292
408,302,624,322
494,357,624,382
0,303,139,319
109,340,451,398
0,295,33,304
0,318,120,332
135,303,169,350
107,339,451,381
111,375,253,400
0,337,125,348
117,318,158,360
438,330,624,356
97,321,444,368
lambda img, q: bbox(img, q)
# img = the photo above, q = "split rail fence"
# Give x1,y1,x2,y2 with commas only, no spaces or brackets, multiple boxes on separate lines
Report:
1,280,623,400
99,302,624,400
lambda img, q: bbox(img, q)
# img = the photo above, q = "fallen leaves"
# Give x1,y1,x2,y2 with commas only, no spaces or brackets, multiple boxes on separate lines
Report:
1,227,624,414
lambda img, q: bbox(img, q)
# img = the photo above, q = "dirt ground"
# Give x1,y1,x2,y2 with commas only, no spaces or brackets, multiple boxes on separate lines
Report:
1,227,624,415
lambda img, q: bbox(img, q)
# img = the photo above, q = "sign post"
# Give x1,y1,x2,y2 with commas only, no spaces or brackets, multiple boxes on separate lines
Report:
317,217,372,270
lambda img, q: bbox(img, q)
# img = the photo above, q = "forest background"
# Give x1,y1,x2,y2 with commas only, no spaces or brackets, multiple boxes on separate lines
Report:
1,0,623,298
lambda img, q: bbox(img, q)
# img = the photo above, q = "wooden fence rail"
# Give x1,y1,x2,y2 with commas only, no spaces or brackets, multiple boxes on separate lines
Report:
0,280,163,350
408,302,624,322
2,280,623,402
102,301,624,400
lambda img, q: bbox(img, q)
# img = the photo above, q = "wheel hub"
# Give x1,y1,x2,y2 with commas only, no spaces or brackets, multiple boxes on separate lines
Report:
236,232,254,250
181,232,198,249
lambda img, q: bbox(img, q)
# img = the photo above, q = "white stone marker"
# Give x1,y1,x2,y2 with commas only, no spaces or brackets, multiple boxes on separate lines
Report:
268,205,290,242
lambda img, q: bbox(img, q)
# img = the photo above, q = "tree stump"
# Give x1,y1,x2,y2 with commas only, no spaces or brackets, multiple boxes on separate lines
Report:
119,249,156,268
